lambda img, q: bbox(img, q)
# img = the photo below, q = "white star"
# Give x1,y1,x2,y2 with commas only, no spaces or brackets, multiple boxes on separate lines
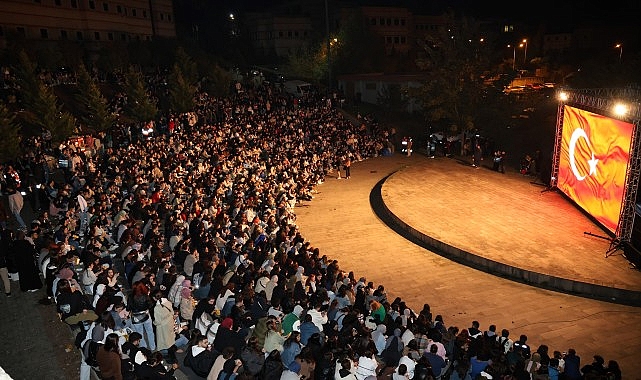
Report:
588,153,599,176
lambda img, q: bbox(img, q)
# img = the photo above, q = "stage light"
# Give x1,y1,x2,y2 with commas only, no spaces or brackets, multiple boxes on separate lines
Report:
613,103,629,117
558,91,569,102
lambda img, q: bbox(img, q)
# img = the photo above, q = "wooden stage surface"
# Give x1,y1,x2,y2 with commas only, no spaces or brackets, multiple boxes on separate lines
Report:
382,156,641,293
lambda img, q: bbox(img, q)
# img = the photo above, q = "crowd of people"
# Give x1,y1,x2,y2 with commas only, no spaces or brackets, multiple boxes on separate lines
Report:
0,74,622,380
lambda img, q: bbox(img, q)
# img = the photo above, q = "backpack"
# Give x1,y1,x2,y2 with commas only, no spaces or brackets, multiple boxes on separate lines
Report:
83,340,103,367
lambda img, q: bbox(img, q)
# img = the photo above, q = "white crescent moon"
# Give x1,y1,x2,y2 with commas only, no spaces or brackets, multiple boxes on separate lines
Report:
568,128,589,181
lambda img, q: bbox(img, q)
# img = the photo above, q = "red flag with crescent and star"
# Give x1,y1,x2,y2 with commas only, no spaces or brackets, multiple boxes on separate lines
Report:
557,105,634,233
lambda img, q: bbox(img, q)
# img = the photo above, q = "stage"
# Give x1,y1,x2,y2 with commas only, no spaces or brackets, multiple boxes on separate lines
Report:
380,156,641,303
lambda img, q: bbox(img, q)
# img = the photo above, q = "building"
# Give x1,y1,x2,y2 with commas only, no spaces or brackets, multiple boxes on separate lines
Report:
337,72,426,113
245,13,313,58
0,0,175,47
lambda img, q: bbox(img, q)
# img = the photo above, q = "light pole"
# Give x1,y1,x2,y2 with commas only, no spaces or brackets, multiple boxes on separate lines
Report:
508,44,516,70
522,39,528,63
615,43,623,63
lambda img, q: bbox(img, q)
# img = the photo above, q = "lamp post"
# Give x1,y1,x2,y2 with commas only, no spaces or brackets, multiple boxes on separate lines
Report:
508,44,516,71
615,43,623,63
522,39,528,63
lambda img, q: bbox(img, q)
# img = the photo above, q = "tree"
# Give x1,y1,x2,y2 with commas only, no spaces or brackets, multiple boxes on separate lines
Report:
168,64,196,114
123,66,158,124
200,63,231,98
15,51,75,144
75,63,115,133
0,101,21,162
174,46,199,86
412,14,492,141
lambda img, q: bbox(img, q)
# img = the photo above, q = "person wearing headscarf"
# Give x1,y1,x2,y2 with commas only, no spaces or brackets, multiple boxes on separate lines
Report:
180,280,195,322
381,328,404,368
372,324,387,355
168,274,186,308
213,317,245,356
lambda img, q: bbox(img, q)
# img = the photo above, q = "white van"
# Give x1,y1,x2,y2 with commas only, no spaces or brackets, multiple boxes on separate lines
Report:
284,80,312,98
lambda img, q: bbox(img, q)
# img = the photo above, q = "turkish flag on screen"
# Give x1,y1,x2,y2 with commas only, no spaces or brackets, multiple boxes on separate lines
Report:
557,105,634,233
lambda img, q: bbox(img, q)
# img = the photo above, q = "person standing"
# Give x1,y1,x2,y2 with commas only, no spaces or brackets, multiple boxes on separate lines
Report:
472,142,482,168
406,138,413,157
7,188,27,231
12,230,42,292
0,229,11,296
344,156,351,179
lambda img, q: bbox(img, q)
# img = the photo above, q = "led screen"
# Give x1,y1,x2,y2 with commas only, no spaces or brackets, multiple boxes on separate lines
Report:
557,105,634,233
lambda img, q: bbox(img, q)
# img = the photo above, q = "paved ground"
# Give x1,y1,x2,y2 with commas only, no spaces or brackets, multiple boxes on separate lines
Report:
295,152,641,378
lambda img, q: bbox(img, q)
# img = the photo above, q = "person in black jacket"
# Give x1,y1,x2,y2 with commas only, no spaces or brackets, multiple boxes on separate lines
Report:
184,334,218,377
136,351,178,380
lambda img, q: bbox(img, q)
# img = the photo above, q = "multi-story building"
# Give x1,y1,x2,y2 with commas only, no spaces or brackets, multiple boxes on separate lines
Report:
0,0,175,47
245,12,313,58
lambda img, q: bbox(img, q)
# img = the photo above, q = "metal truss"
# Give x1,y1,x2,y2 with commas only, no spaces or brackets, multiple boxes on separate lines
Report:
556,88,641,245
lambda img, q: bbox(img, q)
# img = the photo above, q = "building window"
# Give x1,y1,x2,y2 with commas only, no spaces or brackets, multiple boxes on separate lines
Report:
124,7,127,15
33,0,41,3
117,5,122,13
401,19,405,26
89,0,95,9
60,30,68,39
145,36,151,41
76,31,83,40
379,18,384,25
394,18,399,26
294,31,299,37
55,0,61,5
279,31,283,37
17,27,26,37
143,10,147,18
121,33,126,41
0,26,4,37
40,29,48,39
71,0,77,8
160,13,164,21
401,36,406,44
386,18,391,26
386,36,392,43
132,8,136,16
365,82,376,90
103,2,109,11
167,14,171,21
108,32,114,40
371,18,376,25
288,31,292,37
94,31,100,40
394,36,399,44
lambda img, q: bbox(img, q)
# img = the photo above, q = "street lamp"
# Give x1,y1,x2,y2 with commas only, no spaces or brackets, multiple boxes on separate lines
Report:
522,39,528,63
508,44,516,70
615,43,623,63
